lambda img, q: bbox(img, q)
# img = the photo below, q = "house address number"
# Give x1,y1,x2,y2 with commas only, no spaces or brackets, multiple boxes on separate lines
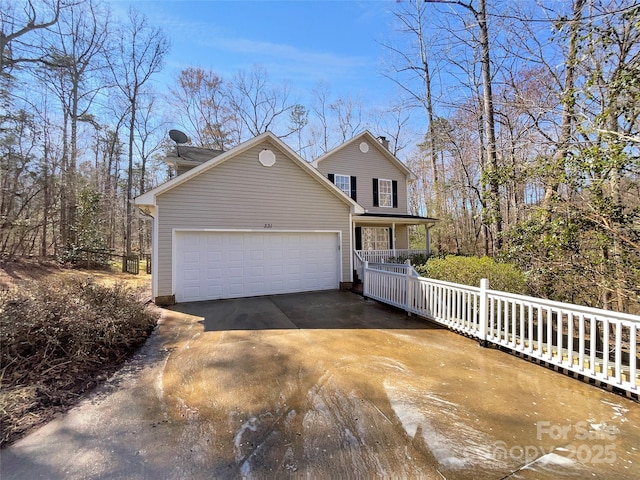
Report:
264,223,273,229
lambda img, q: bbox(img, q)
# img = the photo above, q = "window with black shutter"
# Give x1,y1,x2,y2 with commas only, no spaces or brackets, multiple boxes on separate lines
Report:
373,178,379,207
392,180,398,208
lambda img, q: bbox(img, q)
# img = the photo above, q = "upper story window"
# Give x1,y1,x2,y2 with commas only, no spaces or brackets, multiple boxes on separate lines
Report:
334,174,351,197
373,178,398,208
378,179,392,207
328,173,357,200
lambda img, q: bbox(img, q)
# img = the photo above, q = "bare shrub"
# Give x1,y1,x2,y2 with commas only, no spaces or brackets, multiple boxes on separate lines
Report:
0,277,158,447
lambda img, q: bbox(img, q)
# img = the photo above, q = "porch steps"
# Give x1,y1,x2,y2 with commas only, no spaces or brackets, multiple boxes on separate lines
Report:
351,269,363,295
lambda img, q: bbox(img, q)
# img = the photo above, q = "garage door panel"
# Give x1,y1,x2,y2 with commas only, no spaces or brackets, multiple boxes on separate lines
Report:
175,231,339,302
228,285,244,296
206,250,223,262
269,249,284,260
207,285,223,297
251,266,264,276
206,268,223,280
228,267,244,279
183,268,200,281
183,286,201,298
229,251,244,262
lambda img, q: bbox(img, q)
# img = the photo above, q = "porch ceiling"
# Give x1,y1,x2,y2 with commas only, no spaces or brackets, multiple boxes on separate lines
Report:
354,213,437,225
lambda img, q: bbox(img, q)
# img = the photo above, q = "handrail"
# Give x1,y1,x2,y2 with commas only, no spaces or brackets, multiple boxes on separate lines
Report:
353,250,365,280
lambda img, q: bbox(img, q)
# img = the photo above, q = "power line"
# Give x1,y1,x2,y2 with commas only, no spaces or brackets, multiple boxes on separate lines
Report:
423,0,640,24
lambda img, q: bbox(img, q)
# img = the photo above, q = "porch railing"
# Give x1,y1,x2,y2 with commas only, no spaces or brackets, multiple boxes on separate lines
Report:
363,261,640,396
355,249,429,265
354,250,365,280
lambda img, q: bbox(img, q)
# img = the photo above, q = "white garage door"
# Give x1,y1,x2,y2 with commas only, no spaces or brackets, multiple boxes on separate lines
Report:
175,231,340,302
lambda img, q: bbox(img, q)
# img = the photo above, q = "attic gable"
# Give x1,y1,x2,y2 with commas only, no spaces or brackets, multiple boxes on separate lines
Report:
135,132,364,214
312,131,416,180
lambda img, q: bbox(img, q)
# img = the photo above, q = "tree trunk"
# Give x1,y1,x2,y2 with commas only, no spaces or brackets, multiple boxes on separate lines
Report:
477,0,502,253
138,153,147,254
41,157,49,257
60,110,69,248
125,100,136,256
542,0,584,209
68,81,79,246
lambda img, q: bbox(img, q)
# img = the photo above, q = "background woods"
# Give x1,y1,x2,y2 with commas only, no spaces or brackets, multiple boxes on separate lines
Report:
388,0,639,312
1,0,638,312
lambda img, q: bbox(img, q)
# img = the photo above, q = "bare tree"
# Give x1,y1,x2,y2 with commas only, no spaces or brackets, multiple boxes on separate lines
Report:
107,7,168,255
44,0,109,247
168,66,231,150
419,0,502,253
383,0,442,216
307,81,333,157
288,103,309,157
330,94,363,143
226,64,293,140
134,93,165,253
0,108,41,255
370,102,413,157
0,0,67,72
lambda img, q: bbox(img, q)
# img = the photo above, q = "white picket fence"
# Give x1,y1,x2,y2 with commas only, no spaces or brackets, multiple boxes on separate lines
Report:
363,261,640,396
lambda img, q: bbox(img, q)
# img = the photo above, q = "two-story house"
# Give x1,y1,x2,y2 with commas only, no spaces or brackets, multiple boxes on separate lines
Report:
313,131,435,268
135,130,435,305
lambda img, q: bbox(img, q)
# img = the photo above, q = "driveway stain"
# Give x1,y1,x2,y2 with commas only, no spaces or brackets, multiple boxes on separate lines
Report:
1,290,639,479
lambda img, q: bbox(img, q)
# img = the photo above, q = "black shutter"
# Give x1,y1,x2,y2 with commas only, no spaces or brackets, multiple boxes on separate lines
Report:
373,178,379,207
392,180,398,208
355,227,362,250
328,173,334,183
388,228,393,249
350,176,357,201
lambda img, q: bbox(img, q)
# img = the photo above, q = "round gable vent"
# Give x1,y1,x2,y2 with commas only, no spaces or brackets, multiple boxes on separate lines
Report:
359,142,369,153
259,149,276,167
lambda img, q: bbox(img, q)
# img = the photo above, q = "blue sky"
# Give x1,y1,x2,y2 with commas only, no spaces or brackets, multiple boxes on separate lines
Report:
108,0,399,107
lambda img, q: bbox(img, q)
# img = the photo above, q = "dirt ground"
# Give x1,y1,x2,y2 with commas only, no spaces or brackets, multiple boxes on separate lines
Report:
0,257,151,291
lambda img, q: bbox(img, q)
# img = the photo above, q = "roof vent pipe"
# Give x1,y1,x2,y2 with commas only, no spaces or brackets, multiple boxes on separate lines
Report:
377,136,390,150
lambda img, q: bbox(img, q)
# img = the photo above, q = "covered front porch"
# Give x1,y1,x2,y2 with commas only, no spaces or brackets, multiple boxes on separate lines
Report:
352,213,436,283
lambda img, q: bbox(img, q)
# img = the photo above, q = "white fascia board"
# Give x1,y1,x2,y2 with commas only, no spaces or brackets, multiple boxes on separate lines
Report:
135,191,155,207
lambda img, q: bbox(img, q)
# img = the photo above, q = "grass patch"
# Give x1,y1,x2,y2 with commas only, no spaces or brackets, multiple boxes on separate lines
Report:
0,276,158,447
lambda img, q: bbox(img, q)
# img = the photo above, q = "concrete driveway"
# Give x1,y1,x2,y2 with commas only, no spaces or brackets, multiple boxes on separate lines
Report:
2,290,639,479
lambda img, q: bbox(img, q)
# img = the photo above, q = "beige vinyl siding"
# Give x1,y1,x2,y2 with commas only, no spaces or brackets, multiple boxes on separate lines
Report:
155,139,351,297
395,225,408,249
317,141,409,214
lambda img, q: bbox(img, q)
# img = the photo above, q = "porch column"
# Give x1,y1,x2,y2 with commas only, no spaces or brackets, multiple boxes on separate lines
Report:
392,222,396,256
426,224,432,256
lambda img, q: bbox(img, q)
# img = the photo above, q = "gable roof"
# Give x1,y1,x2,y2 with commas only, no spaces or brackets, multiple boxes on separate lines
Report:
135,131,364,214
312,130,417,180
